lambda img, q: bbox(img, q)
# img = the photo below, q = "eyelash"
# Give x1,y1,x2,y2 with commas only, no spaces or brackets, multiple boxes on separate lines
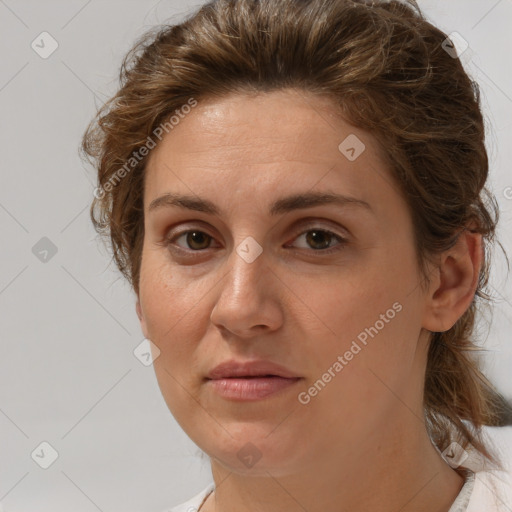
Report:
162,224,347,258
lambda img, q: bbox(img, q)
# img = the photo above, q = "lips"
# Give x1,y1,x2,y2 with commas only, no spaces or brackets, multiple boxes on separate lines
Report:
205,360,302,401
206,359,300,380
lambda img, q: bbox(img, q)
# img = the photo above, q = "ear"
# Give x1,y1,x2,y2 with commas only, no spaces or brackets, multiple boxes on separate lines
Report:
422,229,483,333
136,298,149,339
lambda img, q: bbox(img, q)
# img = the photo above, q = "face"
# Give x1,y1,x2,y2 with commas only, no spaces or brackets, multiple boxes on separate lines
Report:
136,89,432,476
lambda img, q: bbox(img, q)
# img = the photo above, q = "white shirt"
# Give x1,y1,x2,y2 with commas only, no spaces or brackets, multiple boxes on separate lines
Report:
167,426,512,512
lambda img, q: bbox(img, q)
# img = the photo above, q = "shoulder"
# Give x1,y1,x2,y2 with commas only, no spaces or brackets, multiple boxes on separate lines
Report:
466,426,512,512
163,483,214,512
467,468,512,511
480,425,512,472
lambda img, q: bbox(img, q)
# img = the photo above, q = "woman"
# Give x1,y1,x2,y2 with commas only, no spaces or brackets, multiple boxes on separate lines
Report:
81,0,512,510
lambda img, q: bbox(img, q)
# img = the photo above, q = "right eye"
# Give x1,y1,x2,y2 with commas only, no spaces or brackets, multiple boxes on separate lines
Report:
166,229,218,252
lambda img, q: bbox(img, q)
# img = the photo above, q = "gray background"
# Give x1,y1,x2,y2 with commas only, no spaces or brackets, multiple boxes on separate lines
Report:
0,1,511,511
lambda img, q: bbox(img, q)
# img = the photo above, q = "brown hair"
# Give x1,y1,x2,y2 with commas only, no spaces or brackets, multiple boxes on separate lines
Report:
81,0,510,467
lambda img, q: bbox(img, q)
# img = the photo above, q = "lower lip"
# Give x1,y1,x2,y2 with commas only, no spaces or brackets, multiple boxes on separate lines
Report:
206,376,301,400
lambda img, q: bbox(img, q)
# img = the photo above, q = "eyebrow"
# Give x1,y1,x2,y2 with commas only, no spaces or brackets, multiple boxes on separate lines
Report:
148,191,373,216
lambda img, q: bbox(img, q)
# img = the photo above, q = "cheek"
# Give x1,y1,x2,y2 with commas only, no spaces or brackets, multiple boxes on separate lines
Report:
139,252,200,337
296,248,422,392
301,286,416,391
292,261,401,349
295,299,420,451
140,259,207,424
138,256,202,381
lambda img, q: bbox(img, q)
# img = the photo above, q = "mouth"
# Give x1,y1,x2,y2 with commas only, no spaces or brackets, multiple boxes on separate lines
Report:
206,375,302,401
205,360,302,401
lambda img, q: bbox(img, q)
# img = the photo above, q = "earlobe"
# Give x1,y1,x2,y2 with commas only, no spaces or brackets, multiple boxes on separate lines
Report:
422,230,483,333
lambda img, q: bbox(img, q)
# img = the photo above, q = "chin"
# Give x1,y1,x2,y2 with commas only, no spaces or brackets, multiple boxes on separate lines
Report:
194,424,309,477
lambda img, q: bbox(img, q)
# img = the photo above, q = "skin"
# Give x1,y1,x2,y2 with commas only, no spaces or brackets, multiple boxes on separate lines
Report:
135,89,482,512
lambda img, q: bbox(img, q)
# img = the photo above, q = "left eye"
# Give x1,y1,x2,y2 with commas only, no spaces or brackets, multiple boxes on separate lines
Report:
166,228,346,253
290,228,345,252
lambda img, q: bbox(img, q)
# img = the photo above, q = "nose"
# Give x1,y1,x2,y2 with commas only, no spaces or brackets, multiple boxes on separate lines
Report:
209,242,284,339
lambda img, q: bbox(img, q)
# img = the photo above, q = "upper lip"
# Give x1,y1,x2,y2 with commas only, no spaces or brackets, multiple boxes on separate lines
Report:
206,360,301,380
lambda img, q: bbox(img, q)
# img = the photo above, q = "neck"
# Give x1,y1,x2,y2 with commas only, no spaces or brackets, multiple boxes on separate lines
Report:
202,411,464,512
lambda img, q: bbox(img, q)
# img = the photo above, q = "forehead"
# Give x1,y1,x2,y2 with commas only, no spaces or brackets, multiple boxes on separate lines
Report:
143,89,399,216
149,90,374,157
